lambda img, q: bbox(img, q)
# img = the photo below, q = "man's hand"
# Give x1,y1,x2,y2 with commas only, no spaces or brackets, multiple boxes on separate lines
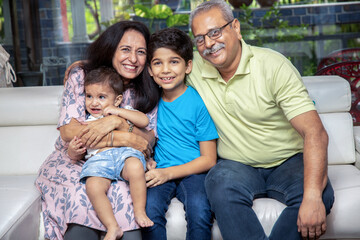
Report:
297,197,327,239
145,168,170,188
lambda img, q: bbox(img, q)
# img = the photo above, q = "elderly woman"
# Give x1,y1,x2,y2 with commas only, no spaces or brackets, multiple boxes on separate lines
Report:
35,21,160,240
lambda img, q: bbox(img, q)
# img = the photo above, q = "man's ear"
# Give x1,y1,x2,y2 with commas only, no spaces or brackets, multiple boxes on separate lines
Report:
233,19,243,41
148,66,153,77
114,95,123,107
185,60,193,74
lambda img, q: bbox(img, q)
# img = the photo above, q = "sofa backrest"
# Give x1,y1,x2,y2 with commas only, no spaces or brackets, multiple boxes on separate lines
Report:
0,86,63,175
303,75,355,165
0,75,354,175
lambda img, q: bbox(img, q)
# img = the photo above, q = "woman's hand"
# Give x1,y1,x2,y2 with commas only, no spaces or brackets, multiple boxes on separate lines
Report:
125,133,153,159
79,115,128,148
145,168,171,188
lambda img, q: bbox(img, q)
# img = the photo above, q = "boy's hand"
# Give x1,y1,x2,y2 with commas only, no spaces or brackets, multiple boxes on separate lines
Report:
145,168,170,188
68,136,86,160
146,158,157,171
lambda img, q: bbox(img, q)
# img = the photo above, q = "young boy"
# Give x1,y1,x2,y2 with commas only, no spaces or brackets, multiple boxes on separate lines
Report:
67,66,153,240
142,28,218,240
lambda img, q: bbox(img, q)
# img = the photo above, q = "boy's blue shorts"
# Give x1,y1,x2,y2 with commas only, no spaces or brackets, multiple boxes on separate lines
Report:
80,147,146,182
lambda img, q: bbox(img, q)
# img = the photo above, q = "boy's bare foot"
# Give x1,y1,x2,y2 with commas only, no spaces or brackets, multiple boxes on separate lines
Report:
135,211,154,227
104,225,123,240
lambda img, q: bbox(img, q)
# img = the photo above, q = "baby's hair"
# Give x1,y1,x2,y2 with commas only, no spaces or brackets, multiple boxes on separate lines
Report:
147,28,193,65
84,66,124,95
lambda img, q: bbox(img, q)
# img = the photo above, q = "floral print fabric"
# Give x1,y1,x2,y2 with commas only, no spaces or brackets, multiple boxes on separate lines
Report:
35,67,157,240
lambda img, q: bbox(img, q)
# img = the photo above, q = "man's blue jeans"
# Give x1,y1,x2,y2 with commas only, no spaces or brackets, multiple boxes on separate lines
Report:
205,153,335,240
142,173,213,240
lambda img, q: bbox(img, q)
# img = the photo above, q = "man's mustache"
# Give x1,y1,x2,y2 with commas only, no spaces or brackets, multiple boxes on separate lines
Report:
202,43,225,56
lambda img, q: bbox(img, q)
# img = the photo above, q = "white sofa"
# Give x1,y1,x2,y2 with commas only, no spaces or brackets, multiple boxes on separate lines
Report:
0,75,360,240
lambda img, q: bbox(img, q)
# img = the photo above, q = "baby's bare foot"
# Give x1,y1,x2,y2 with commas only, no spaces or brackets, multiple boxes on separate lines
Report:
135,211,154,227
104,225,123,240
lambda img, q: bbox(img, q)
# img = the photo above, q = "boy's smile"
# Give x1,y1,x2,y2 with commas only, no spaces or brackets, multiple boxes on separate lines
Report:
149,47,192,102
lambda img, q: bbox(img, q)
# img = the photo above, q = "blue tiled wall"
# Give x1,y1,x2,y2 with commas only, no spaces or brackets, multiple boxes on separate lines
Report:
5,1,360,85
233,2,360,27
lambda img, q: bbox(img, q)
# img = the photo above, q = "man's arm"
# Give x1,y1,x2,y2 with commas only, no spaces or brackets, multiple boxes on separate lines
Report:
290,110,329,239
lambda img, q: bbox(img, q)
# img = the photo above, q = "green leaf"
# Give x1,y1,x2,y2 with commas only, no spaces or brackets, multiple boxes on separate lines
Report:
150,4,173,19
133,4,152,19
166,14,189,27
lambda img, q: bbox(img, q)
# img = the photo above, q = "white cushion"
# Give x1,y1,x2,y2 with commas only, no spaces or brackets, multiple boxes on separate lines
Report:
165,198,222,240
322,165,360,239
0,175,40,240
253,198,286,236
0,86,63,126
303,76,351,113
319,113,355,165
354,126,360,153
0,125,58,175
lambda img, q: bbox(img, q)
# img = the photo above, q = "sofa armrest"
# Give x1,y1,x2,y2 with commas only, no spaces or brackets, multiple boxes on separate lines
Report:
354,126,360,169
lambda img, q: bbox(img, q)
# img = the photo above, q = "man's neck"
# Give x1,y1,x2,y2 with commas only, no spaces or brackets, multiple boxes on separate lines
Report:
219,43,242,82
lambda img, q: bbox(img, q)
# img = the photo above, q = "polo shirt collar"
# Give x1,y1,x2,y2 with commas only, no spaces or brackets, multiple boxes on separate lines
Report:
200,39,253,80
236,39,253,76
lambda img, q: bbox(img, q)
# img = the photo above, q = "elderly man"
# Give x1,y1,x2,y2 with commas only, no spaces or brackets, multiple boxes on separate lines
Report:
187,0,335,239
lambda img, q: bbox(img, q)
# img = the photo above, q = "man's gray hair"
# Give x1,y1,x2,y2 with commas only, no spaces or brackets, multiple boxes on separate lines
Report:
189,0,234,27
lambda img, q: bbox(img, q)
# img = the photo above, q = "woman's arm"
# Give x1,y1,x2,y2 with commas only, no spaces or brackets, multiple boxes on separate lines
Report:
145,139,217,188
60,117,155,159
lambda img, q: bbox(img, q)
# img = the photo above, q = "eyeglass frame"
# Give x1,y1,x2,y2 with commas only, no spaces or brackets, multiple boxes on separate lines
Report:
193,19,235,46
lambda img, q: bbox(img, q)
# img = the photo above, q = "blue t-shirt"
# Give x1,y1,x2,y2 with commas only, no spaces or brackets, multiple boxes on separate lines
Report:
154,86,218,168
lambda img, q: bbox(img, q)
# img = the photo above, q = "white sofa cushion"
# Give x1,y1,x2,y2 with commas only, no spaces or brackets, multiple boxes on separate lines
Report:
319,113,355,165
0,86,63,126
0,125,59,175
354,126,360,152
165,198,223,240
303,76,351,113
0,175,40,240
0,86,62,175
322,165,360,239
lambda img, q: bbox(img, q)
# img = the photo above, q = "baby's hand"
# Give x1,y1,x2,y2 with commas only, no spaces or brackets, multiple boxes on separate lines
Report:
68,136,86,159
103,105,120,116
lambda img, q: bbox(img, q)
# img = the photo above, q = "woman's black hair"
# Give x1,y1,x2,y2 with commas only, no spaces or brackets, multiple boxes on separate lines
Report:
83,20,160,113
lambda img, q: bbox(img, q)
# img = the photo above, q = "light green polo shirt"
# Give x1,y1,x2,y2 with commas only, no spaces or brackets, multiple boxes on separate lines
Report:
187,40,316,168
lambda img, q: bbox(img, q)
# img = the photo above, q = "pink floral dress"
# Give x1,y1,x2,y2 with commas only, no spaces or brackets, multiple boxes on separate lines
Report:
35,67,157,240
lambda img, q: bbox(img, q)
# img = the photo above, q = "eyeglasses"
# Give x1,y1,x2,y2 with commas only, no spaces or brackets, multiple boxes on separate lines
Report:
193,19,234,46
